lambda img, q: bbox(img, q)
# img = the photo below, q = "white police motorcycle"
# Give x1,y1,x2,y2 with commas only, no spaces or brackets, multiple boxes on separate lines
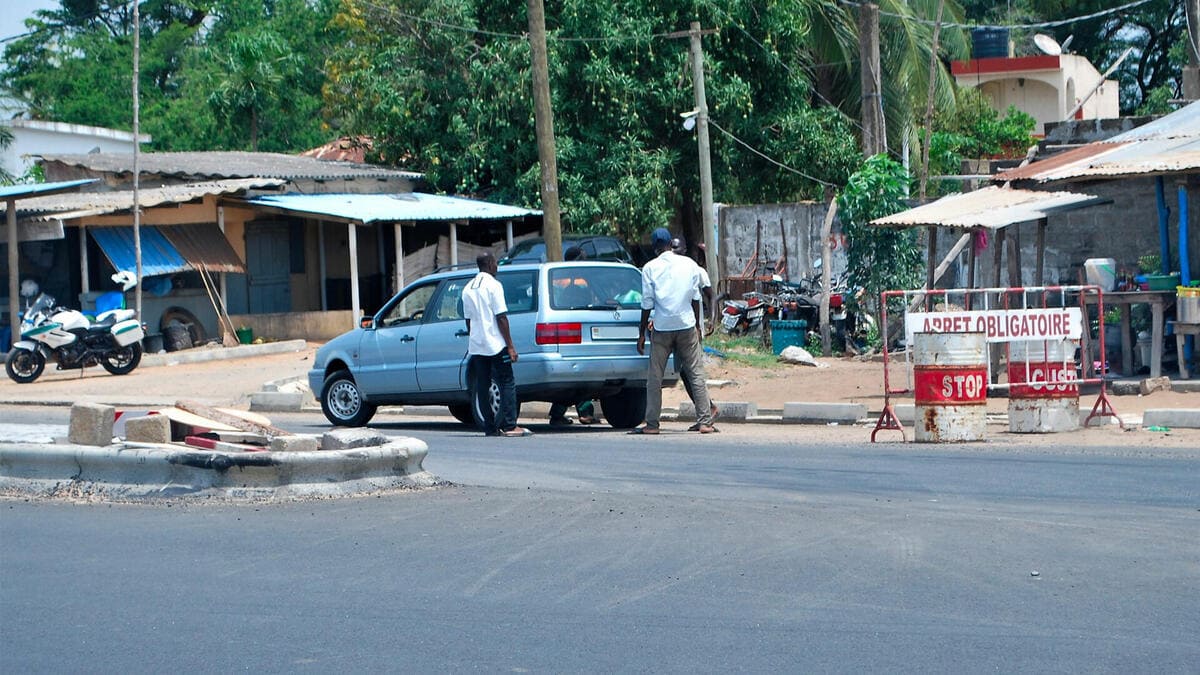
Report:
5,272,146,384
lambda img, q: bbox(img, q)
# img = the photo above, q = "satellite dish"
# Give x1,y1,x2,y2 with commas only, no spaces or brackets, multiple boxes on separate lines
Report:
1033,34,1062,56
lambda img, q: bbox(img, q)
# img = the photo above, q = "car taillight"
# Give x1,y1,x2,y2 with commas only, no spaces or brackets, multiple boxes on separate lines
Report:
536,322,582,345
830,293,843,309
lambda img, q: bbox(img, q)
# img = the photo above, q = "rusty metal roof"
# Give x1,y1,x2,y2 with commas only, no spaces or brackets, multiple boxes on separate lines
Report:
871,186,1107,229
995,100,1200,183
1,179,286,221
36,151,422,181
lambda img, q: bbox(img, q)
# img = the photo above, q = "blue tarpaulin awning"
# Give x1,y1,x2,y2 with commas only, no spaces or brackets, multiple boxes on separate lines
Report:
89,227,191,277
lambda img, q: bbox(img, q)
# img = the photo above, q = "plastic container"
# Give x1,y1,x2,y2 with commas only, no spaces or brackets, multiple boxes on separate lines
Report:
1083,258,1117,291
236,326,254,344
769,319,808,355
1145,273,1180,291
971,27,1010,59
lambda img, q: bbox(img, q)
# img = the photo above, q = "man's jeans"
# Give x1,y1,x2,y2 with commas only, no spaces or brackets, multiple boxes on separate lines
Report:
644,327,711,429
469,350,517,434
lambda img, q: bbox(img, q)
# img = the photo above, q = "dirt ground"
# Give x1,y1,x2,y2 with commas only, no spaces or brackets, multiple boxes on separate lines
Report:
662,351,1198,418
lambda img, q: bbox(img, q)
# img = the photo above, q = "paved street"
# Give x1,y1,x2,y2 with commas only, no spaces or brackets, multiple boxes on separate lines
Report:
3,407,1198,672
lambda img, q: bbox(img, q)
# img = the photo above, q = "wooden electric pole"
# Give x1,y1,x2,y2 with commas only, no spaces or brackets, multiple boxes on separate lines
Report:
859,2,886,157
527,0,563,261
689,22,720,292
1185,0,1200,102
132,0,143,319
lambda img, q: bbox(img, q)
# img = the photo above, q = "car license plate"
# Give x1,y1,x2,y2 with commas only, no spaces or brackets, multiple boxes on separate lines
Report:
592,325,637,340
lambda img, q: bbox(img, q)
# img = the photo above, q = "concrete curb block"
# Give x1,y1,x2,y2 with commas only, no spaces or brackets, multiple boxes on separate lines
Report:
1141,408,1200,429
249,391,305,412
678,401,757,421
782,402,868,424
0,436,437,501
142,339,307,367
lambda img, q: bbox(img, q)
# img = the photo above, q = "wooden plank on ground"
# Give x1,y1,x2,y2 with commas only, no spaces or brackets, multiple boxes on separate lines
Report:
175,400,292,437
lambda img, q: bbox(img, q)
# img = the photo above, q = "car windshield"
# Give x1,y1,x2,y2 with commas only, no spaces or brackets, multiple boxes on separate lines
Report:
549,266,642,310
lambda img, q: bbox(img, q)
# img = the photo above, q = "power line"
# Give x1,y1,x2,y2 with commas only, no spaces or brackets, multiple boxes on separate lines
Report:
833,0,1157,30
708,118,836,188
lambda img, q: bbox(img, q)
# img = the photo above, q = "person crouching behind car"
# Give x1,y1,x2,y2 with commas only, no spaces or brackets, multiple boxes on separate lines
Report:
462,252,532,437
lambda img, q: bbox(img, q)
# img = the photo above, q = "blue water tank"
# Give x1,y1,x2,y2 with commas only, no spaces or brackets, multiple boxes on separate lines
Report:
971,27,1010,59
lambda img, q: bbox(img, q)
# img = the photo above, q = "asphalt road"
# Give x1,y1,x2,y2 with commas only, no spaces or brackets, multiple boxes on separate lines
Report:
2,408,1198,672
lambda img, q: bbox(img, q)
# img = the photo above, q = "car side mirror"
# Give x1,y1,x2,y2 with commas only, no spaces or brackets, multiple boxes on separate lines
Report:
360,316,375,329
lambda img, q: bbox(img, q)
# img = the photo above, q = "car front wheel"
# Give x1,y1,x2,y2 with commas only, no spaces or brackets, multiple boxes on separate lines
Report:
320,370,377,427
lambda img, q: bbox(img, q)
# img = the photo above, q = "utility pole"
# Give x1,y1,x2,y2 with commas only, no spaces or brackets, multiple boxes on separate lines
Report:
1184,0,1200,102
689,22,720,291
132,0,143,320
859,2,886,157
920,0,946,294
527,0,562,261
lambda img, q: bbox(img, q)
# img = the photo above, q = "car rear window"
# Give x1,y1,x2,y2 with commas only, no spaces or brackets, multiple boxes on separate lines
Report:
549,266,642,310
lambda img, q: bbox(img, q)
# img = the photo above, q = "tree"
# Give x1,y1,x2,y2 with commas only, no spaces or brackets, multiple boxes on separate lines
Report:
206,30,300,151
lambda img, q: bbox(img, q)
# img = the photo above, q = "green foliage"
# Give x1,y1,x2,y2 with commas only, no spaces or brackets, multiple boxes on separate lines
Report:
1,0,333,153
837,154,922,321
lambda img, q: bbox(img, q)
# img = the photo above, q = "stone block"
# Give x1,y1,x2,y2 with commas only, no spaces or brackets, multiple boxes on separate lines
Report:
249,391,304,412
68,403,115,446
1142,409,1200,429
123,414,171,444
678,400,756,421
270,435,319,453
782,402,868,424
892,404,916,425
1139,377,1172,395
322,428,389,450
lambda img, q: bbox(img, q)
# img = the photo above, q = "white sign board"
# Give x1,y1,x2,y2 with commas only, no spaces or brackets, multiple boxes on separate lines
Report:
906,307,1084,344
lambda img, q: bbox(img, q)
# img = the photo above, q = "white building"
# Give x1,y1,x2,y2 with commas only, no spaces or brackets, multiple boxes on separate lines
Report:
1,119,149,180
952,54,1120,136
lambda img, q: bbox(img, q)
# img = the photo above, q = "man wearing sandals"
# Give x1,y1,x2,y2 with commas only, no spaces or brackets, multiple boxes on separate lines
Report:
463,252,533,437
633,228,716,434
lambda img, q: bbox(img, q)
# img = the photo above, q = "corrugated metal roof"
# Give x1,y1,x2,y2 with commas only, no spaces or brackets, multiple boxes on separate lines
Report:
0,179,98,200
1,179,286,221
37,151,423,181
244,192,541,223
90,226,191,277
995,100,1200,183
871,186,1107,229
159,223,245,273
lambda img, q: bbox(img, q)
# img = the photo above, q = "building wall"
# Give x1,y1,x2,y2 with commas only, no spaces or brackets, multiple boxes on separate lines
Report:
1,120,146,179
716,202,848,292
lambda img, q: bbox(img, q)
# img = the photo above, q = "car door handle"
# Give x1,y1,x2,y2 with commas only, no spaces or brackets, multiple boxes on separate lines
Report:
400,334,415,342
455,330,468,337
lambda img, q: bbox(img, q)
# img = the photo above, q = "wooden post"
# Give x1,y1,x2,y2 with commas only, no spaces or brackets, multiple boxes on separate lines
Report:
1035,218,1047,287
394,223,404,294
527,0,563,262
1007,223,1022,287
858,2,886,156
348,223,360,326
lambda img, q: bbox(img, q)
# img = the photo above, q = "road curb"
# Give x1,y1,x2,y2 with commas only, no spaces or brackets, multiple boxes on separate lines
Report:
142,339,308,368
0,436,439,501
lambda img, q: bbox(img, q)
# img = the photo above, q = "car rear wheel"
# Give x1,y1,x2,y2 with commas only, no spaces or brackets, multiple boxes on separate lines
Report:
448,404,474,426
463,377,522,430
320,370,377,427
600,387,646,429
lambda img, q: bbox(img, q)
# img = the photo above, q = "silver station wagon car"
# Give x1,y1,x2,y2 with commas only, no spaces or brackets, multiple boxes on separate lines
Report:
309,261,676,428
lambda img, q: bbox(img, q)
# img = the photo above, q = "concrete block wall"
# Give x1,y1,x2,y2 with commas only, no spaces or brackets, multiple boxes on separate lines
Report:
716,202,848,289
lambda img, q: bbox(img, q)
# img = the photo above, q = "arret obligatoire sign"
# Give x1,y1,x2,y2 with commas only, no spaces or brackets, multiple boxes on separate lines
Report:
905,307,1084,344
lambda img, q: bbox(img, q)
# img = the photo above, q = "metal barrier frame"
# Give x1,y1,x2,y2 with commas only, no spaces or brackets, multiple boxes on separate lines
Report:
871,284,1121,442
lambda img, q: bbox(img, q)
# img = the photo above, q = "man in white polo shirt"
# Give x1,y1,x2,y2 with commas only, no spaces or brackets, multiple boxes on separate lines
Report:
462,252,531,437
633,228,715,434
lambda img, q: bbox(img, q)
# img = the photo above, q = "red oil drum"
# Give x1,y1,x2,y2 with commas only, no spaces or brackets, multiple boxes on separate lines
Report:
1007,339,1079,433
912,332,988,442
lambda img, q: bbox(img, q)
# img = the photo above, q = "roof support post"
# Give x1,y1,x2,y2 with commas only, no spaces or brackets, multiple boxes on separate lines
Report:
80,225,90,294
449,222,459,266
992,227,1005,288
6,198,17,334
318,221,327,312
1178,183,1192,285
1156,177,1172,275
1006,224,1022,286
506,220,514,251
348,222,361,327
394,223,405,294
1035,218,1047,287
925,226,938,296
217,207,227,313
967,230,978,306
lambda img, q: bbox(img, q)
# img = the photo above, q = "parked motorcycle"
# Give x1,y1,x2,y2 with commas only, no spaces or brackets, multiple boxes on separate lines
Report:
5,274,146,384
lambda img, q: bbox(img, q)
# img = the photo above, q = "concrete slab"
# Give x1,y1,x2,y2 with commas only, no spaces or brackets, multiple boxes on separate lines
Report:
678,400,756,421
1142,409,1200,429
782,402,868,424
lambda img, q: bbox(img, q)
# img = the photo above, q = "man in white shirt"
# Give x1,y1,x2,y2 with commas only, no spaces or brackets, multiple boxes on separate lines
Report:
634,228,715,434
462,252,531,437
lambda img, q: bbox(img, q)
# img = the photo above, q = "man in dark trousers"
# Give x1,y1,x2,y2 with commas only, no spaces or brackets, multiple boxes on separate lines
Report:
633,228,716,434
462,252,532,437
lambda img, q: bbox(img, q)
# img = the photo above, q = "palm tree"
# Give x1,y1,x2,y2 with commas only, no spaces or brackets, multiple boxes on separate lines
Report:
206,31,299,151
0,124,16,185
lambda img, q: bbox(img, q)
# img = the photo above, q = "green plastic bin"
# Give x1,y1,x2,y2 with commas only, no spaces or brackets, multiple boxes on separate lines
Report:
770,319,808,355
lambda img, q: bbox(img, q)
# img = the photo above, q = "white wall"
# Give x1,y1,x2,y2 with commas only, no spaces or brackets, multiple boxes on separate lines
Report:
1,120,149,179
